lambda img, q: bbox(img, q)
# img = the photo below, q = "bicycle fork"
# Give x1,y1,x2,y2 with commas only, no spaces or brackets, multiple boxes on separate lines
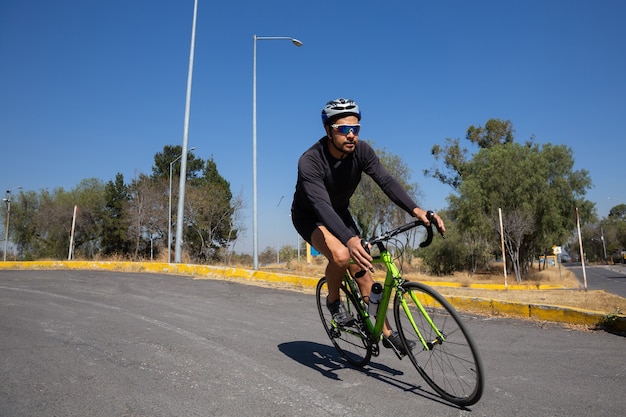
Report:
398,286,446,351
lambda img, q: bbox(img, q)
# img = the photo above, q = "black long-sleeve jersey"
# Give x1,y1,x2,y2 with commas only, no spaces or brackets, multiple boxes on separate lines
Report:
291,137,419,245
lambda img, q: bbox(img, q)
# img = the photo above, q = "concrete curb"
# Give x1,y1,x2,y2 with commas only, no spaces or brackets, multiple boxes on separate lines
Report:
1,260,624,333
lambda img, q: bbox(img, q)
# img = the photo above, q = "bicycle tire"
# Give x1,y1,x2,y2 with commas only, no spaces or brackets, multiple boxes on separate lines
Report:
394,281,484,406
316,277,372,367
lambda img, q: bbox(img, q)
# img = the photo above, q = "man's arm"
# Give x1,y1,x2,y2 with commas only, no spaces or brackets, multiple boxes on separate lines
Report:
360,143,446,233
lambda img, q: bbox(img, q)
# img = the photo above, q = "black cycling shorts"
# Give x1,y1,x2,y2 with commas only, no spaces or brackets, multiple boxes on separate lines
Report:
291,209,360,245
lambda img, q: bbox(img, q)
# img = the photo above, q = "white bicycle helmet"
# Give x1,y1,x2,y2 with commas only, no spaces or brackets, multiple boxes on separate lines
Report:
321,98,361,125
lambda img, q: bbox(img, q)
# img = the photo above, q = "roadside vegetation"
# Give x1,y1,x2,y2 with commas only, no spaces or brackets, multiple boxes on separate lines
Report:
274,258,626,315
2,119,625,300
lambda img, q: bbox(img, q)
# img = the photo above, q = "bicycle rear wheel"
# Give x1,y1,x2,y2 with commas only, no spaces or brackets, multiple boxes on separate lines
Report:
316,277,372,367
394,281,484,406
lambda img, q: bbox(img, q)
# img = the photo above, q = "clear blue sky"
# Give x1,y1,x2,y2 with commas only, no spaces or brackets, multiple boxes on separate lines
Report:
1,0,625,255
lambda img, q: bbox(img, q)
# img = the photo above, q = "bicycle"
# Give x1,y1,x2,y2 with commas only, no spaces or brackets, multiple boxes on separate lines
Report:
315,214,484,406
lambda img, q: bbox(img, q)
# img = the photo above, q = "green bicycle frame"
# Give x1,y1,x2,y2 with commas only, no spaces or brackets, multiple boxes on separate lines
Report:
399,288,446,350
346,248,445,350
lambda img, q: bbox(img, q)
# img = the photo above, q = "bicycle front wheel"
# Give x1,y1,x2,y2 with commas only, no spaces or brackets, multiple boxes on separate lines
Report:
394,281,484,406
316,277,372,367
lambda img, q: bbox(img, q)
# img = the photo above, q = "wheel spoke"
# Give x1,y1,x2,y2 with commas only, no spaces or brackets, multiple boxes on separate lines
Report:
394,282,484,406
316,277,372,367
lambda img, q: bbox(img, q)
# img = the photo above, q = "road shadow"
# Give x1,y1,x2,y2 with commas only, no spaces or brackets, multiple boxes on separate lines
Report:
277,340,464,410
607,274,626,280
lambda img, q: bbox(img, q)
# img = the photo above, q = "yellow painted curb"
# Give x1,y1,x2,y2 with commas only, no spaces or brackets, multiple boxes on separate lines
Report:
0,261,320,290
420,280,565,291
447,296,622,329
1,260,624,332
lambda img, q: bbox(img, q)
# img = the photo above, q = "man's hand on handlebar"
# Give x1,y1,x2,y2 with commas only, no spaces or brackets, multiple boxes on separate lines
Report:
346,236,373,272
413,208,446,237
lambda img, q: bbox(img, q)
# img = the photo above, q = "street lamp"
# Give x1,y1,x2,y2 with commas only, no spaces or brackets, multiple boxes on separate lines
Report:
607,196,625,211
174,0,199,264
252,34,302,270
3,186,22,262
169,147,196,263
592,233,607,261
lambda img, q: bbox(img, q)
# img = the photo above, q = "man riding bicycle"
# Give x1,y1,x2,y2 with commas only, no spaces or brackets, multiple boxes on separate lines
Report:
291,98,446,354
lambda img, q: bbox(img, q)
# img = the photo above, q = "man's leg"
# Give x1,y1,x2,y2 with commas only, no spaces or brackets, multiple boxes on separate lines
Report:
310,227,356,325
310,227,415,352
351,267,415,353
310,226,350,303
347,265,394,338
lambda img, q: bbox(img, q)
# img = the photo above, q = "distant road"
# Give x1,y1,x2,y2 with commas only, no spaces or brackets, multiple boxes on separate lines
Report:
565,263,626,297
1,269,624,417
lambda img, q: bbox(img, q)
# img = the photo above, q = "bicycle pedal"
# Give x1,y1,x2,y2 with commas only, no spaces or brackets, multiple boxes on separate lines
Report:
335,317,356,327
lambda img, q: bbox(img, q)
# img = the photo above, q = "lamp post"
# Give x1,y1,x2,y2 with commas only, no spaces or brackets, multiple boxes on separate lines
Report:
592,233,607,261
276,195,284,263
607,196,625,209
3,186,22,262
252,34,302,270
174,0,199,264
169,147,196,263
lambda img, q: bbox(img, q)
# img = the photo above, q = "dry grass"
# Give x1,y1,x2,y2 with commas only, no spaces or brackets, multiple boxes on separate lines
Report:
272,260,626,315
438,287,626,314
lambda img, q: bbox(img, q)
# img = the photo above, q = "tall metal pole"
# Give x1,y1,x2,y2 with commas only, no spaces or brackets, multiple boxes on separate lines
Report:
498,208,507,289
576,207,587,289
252,35,258,269
68,205,78,260
276,195,284,263
252,35,302,270
169,147,195,264
3,187,21,262
174,0,199,263
3,196,9,262
169,159,175,263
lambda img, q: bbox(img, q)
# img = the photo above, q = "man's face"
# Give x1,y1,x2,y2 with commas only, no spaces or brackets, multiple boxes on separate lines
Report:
326,115,360,157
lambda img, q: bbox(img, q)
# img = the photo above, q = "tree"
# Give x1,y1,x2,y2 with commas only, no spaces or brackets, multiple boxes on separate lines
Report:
425,119,516,190
601,203,626,263
30,189,71,259
259,246,276,265
8,146,242,262
500,209,536,282
429,119,593,280
10,180,107,260
125,174,167,260
66,178,107,258
350,140,421,239
151,145,203,181
9,190,39,260
419,211,467,275
466,119,515,148
183,158,240,262
608,203,626,221
102,173,131,256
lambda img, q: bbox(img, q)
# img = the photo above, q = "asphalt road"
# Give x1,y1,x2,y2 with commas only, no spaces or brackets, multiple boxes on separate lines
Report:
1,270,624,417
565,263,626,298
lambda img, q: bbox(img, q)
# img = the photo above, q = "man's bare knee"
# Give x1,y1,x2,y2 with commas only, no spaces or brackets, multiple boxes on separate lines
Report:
312,226,352,268
328,246,350,268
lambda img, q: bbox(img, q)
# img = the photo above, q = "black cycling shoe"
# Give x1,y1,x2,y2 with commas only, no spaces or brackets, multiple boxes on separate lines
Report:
327,298,355,326
383,331,416,355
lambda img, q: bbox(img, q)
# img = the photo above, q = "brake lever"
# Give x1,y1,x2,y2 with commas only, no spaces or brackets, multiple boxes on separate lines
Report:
354,239,375,278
